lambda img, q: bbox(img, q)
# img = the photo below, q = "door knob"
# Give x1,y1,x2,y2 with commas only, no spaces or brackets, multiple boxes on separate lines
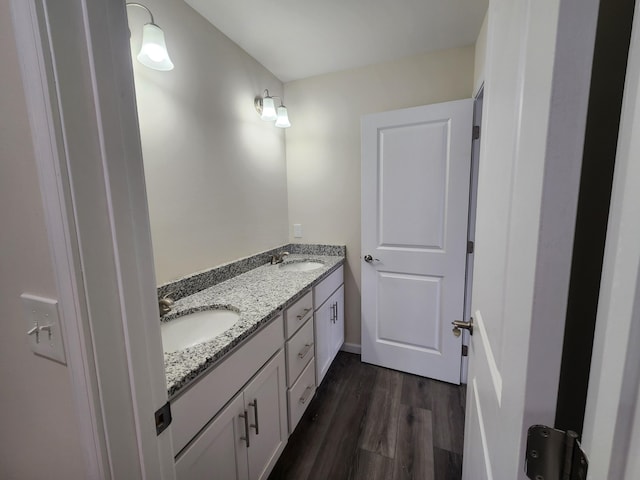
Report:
364,255,380,263
452,318,474,337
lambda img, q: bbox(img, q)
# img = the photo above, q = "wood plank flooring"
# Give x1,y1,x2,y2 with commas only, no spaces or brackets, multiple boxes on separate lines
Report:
268,352,466,480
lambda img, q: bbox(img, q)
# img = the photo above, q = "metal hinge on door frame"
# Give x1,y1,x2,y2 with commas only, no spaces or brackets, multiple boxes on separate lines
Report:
525,425,588,479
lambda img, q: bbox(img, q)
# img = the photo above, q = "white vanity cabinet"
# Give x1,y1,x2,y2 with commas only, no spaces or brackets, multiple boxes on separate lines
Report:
175,350,287,480
283,290,316,433
313,266,344,385
170,262,344,478
172,316,287,480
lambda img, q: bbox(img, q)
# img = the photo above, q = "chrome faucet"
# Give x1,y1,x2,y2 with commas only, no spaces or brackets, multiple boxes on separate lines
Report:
270,251,290,265
158,294,175,316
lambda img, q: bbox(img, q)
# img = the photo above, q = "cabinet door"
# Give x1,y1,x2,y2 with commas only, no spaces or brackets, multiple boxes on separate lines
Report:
244,350,288,480
175,393,249,480
330,285,345,359
314,298,333,385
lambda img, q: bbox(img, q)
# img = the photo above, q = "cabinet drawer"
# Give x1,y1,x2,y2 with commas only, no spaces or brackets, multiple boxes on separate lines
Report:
313,265,343,309
284,290,313,338
285,318,314,386
287,359,316,434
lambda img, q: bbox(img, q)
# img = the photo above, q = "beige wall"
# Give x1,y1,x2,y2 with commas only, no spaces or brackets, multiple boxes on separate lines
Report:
130,0,289,284
284,47,475,346
0,1,86,478
474,11,489,95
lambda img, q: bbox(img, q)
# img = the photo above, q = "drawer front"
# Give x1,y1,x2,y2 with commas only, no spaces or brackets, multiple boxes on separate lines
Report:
285,318,314,386
287,359,316,434
313,265,343,310
284,289,313,338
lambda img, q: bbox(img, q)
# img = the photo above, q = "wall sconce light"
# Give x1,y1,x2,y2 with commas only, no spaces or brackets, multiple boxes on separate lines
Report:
255,90,291,128
126,3,174,71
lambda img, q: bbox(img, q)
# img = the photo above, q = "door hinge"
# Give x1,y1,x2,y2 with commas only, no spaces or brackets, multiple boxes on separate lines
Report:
155,401,172,436
525,425,588,480
462,345,468,357
467,241,474,254
473,125,481,140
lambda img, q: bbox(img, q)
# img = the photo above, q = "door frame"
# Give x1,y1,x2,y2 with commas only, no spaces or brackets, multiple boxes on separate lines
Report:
555,0,637,436
460,85,484,384
10,0,175,478
581,1,640,476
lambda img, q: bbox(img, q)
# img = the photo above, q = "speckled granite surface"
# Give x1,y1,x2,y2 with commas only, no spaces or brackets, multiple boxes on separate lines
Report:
162,253,344,399
287,243,346,257
157,243,346,301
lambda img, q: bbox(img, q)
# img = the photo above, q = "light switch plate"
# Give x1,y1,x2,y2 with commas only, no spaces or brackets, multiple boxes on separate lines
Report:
293,224,303,238
21,293,66,364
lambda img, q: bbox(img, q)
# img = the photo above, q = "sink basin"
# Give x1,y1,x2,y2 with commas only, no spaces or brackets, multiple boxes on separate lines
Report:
161,309,240,353
279,261,324,272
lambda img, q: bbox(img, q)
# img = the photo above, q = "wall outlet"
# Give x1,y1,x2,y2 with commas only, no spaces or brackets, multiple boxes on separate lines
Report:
21,293,66,364
293,224,303,238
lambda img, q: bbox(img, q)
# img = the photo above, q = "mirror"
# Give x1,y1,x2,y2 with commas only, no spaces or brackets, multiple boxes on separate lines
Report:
128,0,290,285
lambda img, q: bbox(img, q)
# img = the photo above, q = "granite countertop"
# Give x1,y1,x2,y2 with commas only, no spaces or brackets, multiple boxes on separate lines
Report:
163,253,344,398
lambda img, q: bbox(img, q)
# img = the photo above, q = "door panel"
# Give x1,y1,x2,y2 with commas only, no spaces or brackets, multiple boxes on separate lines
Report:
174,394,248,480
379,121,448,249
377,272,441,351
244,350,287,480
329,285,345,358
362,99,473,384
314,300,332,384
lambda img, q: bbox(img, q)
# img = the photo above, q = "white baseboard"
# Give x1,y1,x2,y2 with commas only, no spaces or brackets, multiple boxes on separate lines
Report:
340,342,361,355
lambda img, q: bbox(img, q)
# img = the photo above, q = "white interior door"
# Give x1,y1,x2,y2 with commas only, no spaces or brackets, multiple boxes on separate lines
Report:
462,0,600,478
361,99,473,385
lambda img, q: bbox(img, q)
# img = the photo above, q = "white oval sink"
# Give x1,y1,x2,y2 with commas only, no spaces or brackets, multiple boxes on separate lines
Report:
279,261,324,272
161,309,240,353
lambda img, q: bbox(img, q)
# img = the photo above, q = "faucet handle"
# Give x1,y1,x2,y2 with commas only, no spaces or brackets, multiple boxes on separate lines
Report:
270,251,290,265
160,296,174,306
158,293,175,316
161,290,176,300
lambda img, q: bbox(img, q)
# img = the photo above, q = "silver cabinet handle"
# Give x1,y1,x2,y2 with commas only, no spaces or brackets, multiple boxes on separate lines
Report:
299,385,314,405
297,307,312,320
249,399,259,435
334,302,338,323
239,410,250,447
298,342,314,359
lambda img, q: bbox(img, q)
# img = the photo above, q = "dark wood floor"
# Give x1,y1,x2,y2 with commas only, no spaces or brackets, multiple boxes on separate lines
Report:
268,352,466,480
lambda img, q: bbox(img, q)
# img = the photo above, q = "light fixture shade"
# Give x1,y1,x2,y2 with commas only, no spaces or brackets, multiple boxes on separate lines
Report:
260,96,278,121
137,23,174,71
275,105,291,128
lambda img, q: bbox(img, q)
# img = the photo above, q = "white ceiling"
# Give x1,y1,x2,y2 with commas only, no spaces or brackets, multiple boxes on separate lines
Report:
184,0,488,83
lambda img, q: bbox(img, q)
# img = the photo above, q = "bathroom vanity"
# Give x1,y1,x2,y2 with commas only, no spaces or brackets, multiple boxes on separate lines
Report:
159,246,345,480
